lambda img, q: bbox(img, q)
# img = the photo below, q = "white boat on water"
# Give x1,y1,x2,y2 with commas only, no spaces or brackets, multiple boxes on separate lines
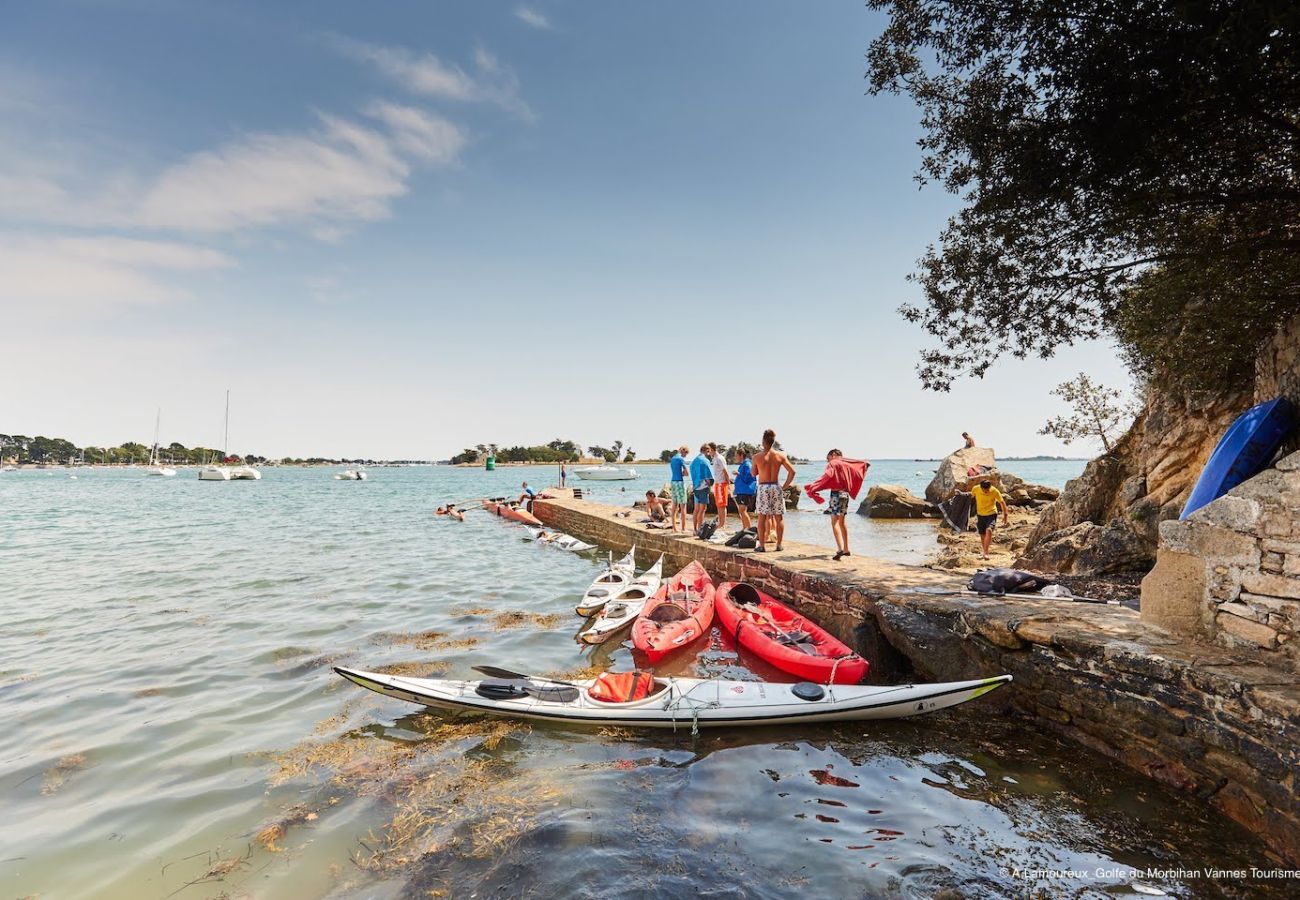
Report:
198,391,260,482
578,554,665,644
145,408,177,477
573,465,638,481
334,667,1014,729
334,469,367,480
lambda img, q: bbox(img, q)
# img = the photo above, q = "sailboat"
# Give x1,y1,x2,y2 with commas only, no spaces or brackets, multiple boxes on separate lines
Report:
145,409,177,477
198,391,261,481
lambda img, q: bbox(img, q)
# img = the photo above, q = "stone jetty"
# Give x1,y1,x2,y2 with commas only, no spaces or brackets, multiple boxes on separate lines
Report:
534,489,1300,864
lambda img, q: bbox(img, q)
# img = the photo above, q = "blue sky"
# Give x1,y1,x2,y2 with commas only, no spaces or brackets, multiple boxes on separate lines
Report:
1,0,1131,460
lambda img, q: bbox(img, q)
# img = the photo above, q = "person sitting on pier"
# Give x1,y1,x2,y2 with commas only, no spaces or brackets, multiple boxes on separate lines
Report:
519,482,537,511
644,490,667,522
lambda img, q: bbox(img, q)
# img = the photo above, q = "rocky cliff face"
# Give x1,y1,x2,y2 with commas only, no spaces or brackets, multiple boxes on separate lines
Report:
1018,314,1300,575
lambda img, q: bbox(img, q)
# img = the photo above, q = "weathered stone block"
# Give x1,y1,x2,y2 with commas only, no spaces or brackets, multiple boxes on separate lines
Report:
1141,548,1209,635
1217,612,1280,649
1285,555,1300,577
1264,551,1286,573
1195,495,1263,533
1242,571,1300,599
1218,601,1260,621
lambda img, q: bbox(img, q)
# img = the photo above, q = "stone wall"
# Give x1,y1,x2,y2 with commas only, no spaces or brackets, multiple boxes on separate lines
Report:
535,494,1300,863
1143,451,1300,667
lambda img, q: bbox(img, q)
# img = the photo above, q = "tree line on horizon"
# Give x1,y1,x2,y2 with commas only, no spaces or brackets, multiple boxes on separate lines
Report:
0,433,397,466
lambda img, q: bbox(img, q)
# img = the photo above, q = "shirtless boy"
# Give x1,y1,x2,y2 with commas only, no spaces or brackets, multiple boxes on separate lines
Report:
751,428,796,552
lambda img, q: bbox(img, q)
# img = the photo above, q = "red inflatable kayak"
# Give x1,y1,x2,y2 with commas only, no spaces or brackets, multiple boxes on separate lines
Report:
715,582,869,684
483,499,542,527
632,561,716,663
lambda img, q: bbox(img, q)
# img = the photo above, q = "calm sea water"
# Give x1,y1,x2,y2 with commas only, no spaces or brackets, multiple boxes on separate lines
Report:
0,464,1277,899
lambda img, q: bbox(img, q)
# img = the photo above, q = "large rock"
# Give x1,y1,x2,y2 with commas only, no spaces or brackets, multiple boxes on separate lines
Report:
1000,471,1061,507
925,447,998,502
858,484,940,519
1016,517,1155,575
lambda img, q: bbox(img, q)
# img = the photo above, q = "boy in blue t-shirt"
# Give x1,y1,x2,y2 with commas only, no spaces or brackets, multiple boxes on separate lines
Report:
668,445,689,532
732,447,756,532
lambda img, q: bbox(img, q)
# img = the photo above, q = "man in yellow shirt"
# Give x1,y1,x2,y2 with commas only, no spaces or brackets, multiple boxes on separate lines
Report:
972,478,1009,559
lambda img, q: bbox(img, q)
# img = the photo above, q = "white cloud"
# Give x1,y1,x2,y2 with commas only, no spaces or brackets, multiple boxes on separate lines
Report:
330,36,534,121
514,6,552,30
0,107,467,238
363,102,467,164
133,115,409,233
0,235,233,311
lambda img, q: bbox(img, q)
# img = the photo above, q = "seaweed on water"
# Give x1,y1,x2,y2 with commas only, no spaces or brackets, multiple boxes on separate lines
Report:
40,753,87,795
371,659,451,678
253,802,320,852
451,606,492,616
489,611,566,631
371,630,479,652
544,662,605,682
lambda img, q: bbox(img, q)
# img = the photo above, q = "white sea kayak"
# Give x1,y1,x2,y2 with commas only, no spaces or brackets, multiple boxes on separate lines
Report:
525,527,595,553
578,554,664,644
575,546,637,617
334,666,1013,728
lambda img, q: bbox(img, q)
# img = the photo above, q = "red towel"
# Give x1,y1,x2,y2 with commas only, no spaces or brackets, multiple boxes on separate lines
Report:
804,458,870,505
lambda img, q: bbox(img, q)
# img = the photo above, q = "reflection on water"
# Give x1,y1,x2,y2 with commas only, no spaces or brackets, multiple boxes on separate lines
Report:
0,466,1280,899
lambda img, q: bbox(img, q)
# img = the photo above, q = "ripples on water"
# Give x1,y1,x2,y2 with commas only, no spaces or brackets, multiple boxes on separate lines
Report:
0,466,1279,899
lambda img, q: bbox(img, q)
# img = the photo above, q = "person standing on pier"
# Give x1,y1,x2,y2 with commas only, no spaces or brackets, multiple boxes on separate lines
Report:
689,444,715,535
559,461,567,488
752,429,795,552
804,449,870,560
668,445,690,533
732,447,756,532
708,442,731,531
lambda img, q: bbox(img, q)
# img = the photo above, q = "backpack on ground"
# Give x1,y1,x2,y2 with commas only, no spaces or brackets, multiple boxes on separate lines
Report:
725,527,758,549
696,519,718,541
968,567,1052,595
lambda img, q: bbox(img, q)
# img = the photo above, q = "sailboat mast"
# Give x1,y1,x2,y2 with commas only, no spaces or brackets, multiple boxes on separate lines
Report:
223,390,230,460
151,408,161,466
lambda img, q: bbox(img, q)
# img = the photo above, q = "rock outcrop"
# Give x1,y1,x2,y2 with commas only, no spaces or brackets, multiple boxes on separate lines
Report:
925,447,997,501
1019,312,1300,576
858,484,939,519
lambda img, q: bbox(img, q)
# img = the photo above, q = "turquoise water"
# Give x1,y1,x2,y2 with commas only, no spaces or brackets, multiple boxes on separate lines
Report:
0,465,1278,899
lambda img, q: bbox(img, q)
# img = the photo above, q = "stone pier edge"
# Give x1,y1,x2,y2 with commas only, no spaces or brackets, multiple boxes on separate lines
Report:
534,493,1300,864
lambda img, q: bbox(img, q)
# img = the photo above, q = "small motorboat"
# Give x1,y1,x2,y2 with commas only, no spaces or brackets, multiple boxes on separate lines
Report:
334,666,1013,728
715,582,870,684
632,561,715,663
334,469,367,480
573,465,639,481
578,554,664,644
576,547,637,616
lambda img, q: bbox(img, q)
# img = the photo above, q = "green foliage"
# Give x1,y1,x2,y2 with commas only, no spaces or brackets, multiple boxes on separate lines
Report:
867,0,1300,390
1039,373,1137,454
